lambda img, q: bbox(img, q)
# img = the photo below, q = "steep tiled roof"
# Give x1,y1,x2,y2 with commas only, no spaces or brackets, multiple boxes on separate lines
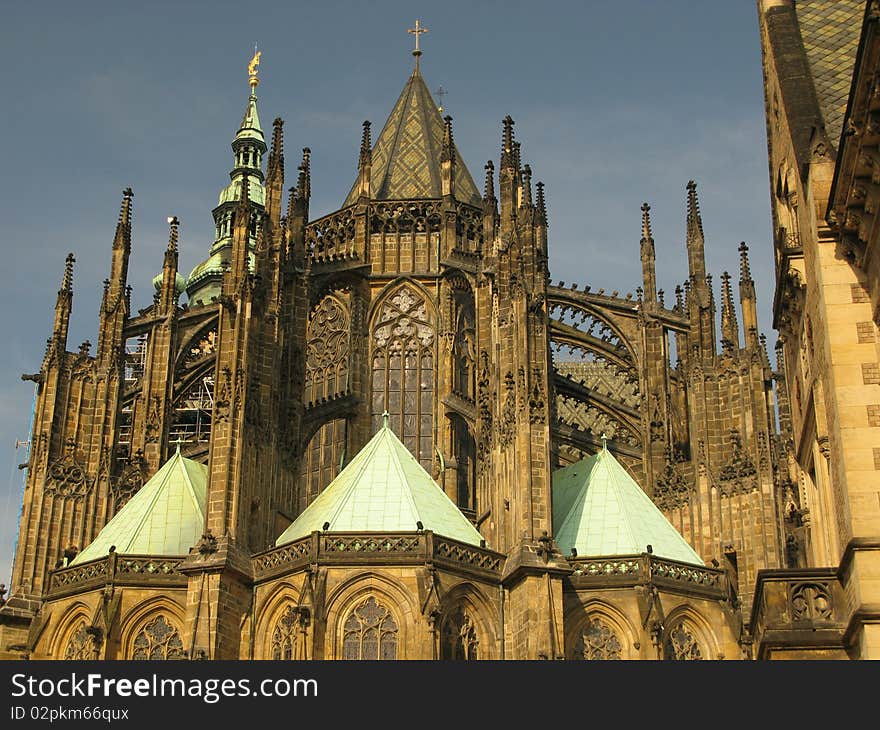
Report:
796,0,863,145
342,68,482,207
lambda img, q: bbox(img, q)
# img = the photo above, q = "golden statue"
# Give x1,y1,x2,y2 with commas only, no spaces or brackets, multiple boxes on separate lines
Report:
248,50,262,86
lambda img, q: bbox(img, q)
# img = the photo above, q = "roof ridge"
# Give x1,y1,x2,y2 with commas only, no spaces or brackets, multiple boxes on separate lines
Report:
384,428,424,526
120,453,182,553
600,450,642,554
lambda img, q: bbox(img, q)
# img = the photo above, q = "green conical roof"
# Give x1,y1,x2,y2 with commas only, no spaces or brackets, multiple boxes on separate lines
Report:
342,67,482,207
235,90,265,145
276,418,483,547
72,448,207,564
552,446,703,565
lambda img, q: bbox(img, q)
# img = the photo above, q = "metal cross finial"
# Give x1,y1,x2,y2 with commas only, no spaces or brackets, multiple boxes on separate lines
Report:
436,85,447,113
170,434,189,452
408,19,428,56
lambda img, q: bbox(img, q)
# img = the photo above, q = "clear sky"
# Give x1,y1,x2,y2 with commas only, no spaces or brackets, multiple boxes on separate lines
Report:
0,1,773,588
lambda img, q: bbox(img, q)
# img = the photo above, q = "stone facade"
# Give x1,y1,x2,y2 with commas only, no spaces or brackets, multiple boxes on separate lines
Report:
754,0,880,659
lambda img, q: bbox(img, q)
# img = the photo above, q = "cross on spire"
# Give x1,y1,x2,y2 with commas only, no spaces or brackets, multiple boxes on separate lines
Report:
408,19,428,66
436,85,447,113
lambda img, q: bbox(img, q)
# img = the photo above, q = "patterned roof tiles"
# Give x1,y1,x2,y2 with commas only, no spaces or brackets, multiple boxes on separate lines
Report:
796,0,863,145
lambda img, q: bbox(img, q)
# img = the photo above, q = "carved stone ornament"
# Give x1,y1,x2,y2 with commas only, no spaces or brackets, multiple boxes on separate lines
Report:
44,457,91,499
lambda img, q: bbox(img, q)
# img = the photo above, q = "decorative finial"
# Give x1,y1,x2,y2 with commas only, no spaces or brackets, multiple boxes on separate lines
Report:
686,180,704,237
61,253,75,292
536,181,547,223
382,410,390,428
248,47,262,90
360,120,372,161
739,241,753,282
521,164,532,207
484,160,495,202
166,216,179,253
600,432,608,451
641,202,653,242
408,19,428,67
441,115,455,164
501,116,516,168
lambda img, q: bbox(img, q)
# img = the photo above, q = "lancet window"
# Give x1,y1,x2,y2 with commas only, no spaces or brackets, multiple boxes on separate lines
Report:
305,294,350,404
371,286,435,469
271,605,299,660
130,615,185,660
440,607,479,660
341,597,398,660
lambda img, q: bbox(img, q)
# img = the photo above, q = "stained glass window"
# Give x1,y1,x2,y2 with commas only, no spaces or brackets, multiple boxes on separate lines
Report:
63,621,97,660
574,616,622,660
271,605,299,660
664,621,703,660
305,295,350,404
371,287,435,469
341,597,398,660
303,418,347,506
131,615,185,660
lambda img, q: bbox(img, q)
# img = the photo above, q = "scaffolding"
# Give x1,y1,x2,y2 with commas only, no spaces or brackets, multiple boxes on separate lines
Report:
169,375,214,447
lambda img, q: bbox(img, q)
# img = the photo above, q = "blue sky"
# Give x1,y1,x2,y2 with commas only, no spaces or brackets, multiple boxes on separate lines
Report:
0,1,773,587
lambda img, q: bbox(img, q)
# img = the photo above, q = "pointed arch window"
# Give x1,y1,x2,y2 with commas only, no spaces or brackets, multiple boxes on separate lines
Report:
341,597,398,660
271,605,300,660
440,607,479,660
371,286,435,469
131,615,185,660
664,621,703,661
573,616,622,660
63,620,98,660
305,295,350,404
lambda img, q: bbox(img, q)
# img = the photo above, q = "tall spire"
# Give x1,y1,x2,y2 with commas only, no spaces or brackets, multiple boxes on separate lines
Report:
98,188,133,363
686,180,707,286
186,53,267,305
52,253,75,349
720,271,740,352
739,241,759,348
640,202,657,305
499,116,517,232
264,117,285,229
157,216,181,313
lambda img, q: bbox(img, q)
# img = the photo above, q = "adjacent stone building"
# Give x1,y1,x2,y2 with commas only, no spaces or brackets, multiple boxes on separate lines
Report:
5,6,871,658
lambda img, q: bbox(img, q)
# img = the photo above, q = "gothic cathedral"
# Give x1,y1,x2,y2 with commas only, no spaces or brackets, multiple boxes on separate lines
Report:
1,5,876,660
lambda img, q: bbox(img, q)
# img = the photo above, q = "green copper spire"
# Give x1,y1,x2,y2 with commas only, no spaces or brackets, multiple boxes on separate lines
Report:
71,447,207,564
276,416,484,547
552,444,704,565
186,51,267,305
